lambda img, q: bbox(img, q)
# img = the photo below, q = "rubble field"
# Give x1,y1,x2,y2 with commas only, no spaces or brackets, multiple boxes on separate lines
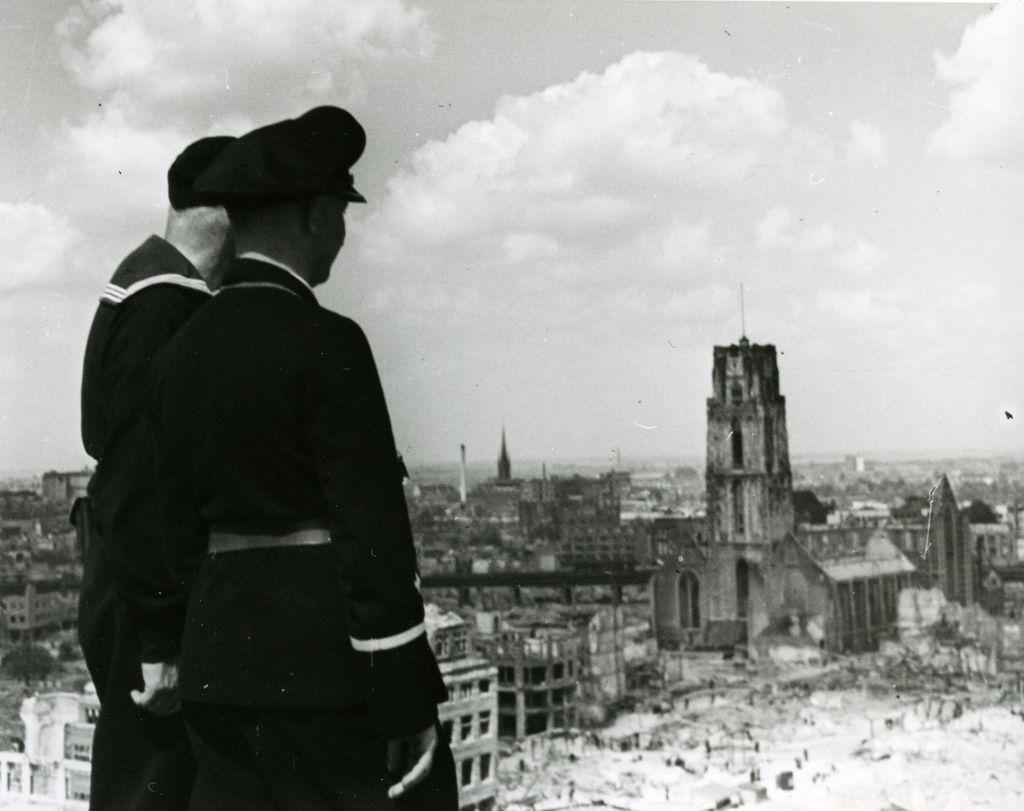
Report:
499,649,1024,811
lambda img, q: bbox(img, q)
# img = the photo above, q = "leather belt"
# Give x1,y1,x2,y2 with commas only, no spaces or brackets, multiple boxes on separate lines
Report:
208,528,330,555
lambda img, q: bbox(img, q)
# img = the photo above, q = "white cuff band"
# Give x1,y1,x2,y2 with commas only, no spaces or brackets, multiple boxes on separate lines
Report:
350,622,426,653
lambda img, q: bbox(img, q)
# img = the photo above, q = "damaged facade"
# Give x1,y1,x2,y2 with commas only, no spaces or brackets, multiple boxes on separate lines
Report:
887,474,976,605
475,622,582,739
425,604,500,811
470,603,659,739
0,688,99,807
653,335,979,655
763,530,917,653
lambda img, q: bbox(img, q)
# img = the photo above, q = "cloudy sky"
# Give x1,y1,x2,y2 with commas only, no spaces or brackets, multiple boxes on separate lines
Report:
1,1,1021,472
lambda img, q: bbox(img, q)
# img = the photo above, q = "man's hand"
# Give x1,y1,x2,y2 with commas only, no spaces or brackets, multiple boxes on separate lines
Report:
130,660,181,717
386,724,437,799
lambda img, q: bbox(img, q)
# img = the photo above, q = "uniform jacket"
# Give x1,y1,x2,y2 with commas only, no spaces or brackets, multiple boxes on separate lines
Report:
148,257,446,740
81,236,211,663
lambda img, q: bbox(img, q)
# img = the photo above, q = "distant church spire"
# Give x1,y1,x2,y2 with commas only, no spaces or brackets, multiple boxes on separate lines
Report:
497,428,511,482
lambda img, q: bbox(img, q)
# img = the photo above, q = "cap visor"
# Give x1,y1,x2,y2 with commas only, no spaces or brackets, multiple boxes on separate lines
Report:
343,187,367,204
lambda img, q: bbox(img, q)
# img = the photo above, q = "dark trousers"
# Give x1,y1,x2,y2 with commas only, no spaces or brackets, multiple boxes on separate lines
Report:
183,702,458,811
77,508,195,811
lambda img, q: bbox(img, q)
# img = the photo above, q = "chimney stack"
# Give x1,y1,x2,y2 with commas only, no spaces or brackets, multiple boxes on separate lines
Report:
459,444,467,505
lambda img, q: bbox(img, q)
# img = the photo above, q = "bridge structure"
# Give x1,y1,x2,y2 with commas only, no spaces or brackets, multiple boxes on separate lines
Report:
992,563,1024,583
419,566,659,606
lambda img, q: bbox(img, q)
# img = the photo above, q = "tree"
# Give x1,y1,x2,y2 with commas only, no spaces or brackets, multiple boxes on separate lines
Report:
963,499,998,525
893,495,930,521
58,640,79,661
468,523,501,547
3,645,56,684
792,490,832,526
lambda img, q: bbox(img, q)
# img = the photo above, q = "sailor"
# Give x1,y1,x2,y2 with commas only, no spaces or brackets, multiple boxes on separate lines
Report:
148,106,457,810
77,135,235,810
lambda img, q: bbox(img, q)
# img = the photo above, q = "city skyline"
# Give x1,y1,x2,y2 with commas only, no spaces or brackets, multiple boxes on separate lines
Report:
1,1,1022,471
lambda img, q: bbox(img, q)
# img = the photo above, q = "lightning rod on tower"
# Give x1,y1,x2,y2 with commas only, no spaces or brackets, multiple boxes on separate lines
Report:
740,282,746,340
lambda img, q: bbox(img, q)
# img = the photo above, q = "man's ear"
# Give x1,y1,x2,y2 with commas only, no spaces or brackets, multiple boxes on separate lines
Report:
300,197,321,236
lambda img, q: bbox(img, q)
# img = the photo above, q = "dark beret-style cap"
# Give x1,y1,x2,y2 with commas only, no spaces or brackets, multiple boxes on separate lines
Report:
167,136,236,209
193,106,367,209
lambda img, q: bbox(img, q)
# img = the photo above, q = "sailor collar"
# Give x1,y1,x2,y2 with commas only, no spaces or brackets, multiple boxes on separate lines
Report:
218,256,318,304
100,236,211,305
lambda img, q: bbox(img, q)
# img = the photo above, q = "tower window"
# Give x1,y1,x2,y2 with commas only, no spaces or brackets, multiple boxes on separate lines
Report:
732,479,745,536
730,419,743,469
731,383,743,404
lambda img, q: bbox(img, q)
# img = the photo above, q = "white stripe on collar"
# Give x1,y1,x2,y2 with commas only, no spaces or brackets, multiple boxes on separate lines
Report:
218,281,301,299
100,274,211,305
238,252,313,293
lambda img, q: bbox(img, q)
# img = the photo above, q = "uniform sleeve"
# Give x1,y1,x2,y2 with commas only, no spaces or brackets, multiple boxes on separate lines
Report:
81,306,112,461
147,365,210,659
306,317,446,740
91,287,206,662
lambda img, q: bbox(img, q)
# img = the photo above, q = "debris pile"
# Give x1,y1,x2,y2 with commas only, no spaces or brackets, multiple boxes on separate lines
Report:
497,593,1024,810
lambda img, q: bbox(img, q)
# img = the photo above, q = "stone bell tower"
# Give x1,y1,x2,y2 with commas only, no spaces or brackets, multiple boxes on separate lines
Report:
706,336,794,547
703,336,794,644
653,333,797,649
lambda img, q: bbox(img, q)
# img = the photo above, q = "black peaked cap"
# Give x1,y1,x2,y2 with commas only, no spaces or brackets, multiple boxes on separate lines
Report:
167,136,237,209
193,106,367,209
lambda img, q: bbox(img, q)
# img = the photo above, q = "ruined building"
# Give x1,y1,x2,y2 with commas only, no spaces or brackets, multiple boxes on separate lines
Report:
656,338,796,647
475,620,581,739
702,338,795,644
519,471,637,568
577,606,657,702
887,474,976,606
2,580,78,642
424,604,499,811
40,471,91,503
0,688,99,807
653,334,972,654
771,528,916,652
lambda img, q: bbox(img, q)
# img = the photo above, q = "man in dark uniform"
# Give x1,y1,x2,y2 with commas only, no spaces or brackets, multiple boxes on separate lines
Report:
77,136,235,810
148,107,457,810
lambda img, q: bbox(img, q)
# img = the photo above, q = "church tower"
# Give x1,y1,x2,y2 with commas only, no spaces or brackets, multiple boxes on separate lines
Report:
706,337,794,547
497,428,511,482
653,333,797,648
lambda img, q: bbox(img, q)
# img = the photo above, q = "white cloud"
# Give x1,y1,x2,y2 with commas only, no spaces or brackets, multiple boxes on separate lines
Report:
809,280,997,358
654,220,715,273
845,120,888,166
54,101,259,220
362,51,825,282
0,202,82,292
755,206,836,253
929,4,1024,163
368,52,803,246
605,283,733,327
57,0,434,122
836,239,886,276
814,288,911,332
503,232,560,265
57,102,190,216
48,1,436,281
749,209,888,290
344,47,864,443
